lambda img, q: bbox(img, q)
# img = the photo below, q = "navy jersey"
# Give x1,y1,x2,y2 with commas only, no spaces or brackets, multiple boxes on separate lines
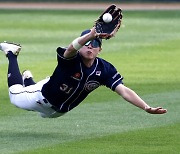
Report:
41,47,123,113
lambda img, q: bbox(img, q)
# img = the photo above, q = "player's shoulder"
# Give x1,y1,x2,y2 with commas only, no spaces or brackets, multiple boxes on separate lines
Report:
57,47,66,55
97,57,115,68
56,46,79,60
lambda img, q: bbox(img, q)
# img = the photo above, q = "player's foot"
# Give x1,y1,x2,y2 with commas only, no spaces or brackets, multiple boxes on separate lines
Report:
0,41,21,56
22,70,33,81
22,70,36,86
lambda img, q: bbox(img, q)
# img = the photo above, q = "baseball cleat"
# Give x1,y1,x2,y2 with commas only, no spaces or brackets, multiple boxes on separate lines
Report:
22,70,33,81
0,41,21,56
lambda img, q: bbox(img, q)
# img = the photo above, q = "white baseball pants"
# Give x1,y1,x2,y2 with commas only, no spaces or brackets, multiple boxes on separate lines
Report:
8,78,64,118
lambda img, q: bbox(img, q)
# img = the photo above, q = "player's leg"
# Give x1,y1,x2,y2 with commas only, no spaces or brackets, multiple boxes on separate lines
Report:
0,42,28,109
0,42,34,110
22,70,36,87
0,42,23,87
7,52,24,87
0,42,63,118
9,77,64,118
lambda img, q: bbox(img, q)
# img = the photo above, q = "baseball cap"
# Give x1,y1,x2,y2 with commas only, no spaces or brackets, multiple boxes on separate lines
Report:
80,29,102,48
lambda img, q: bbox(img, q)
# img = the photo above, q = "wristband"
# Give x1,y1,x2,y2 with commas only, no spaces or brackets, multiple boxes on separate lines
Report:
72,37,82,50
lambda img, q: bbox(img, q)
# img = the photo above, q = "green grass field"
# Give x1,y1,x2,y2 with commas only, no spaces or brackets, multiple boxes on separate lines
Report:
0,8,180,154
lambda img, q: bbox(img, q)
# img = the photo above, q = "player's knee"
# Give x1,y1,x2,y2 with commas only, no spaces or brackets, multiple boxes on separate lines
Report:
39,113,49,118
39,112,65,118
9,84,24,94
39,112,58,118
8,84,25,108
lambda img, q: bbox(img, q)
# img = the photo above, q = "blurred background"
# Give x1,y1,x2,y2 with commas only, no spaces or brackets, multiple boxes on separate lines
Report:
0,0,179,10
0,0,179,154
0,0,180,2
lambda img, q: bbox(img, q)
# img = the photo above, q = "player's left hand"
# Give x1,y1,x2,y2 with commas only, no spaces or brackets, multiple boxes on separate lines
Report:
145,106,167,114
94,4,123,39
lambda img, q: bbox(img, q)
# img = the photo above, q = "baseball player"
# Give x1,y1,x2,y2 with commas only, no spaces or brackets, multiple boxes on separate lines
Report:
0,5,167,118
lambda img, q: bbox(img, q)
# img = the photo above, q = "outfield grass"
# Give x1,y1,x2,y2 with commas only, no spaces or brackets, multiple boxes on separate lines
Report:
0,9,180,154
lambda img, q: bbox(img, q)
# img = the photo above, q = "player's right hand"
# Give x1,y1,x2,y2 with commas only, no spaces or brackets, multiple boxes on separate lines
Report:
145,106,167,114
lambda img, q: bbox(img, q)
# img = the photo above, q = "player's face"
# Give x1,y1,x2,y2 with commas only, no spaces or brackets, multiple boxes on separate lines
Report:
79,42,101,60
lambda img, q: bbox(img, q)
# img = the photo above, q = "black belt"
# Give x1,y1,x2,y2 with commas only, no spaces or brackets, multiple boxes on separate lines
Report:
43,99,62,113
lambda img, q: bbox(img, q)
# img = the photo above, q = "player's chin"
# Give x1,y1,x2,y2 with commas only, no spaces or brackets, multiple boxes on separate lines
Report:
85,55,95,60
85,52,94,58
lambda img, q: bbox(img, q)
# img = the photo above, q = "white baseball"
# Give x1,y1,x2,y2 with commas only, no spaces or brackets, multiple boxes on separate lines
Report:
102,13,112,23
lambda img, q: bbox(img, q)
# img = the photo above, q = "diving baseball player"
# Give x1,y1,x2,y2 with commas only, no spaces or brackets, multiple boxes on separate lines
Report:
0,5,167,118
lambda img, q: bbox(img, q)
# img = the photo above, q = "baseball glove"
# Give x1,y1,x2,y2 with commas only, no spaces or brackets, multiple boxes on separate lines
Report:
95,4,123,39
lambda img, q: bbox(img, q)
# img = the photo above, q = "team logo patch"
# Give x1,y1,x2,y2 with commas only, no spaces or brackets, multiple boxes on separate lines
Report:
85,81,100,92
71,72,81,81
96,71,101,76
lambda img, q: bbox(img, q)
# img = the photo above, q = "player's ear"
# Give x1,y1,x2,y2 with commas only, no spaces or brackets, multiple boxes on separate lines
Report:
98,47,102,55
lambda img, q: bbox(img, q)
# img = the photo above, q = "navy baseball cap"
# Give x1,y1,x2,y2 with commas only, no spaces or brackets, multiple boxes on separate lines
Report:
80,29,102,48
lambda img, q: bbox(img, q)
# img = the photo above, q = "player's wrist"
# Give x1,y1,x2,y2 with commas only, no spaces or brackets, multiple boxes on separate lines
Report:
91,27,98,39
144,105,151,112
72,37,82,51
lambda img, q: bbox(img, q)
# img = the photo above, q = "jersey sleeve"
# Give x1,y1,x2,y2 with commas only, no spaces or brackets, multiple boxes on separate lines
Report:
56,47,79,65
103,61,123,91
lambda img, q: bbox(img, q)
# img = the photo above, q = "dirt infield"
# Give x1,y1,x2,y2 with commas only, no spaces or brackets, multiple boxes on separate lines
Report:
0,2,180,10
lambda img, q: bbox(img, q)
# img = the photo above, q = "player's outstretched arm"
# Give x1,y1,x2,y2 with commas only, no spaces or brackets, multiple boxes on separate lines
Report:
63,28,97,59
63,4,123,59
115,84,167,114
